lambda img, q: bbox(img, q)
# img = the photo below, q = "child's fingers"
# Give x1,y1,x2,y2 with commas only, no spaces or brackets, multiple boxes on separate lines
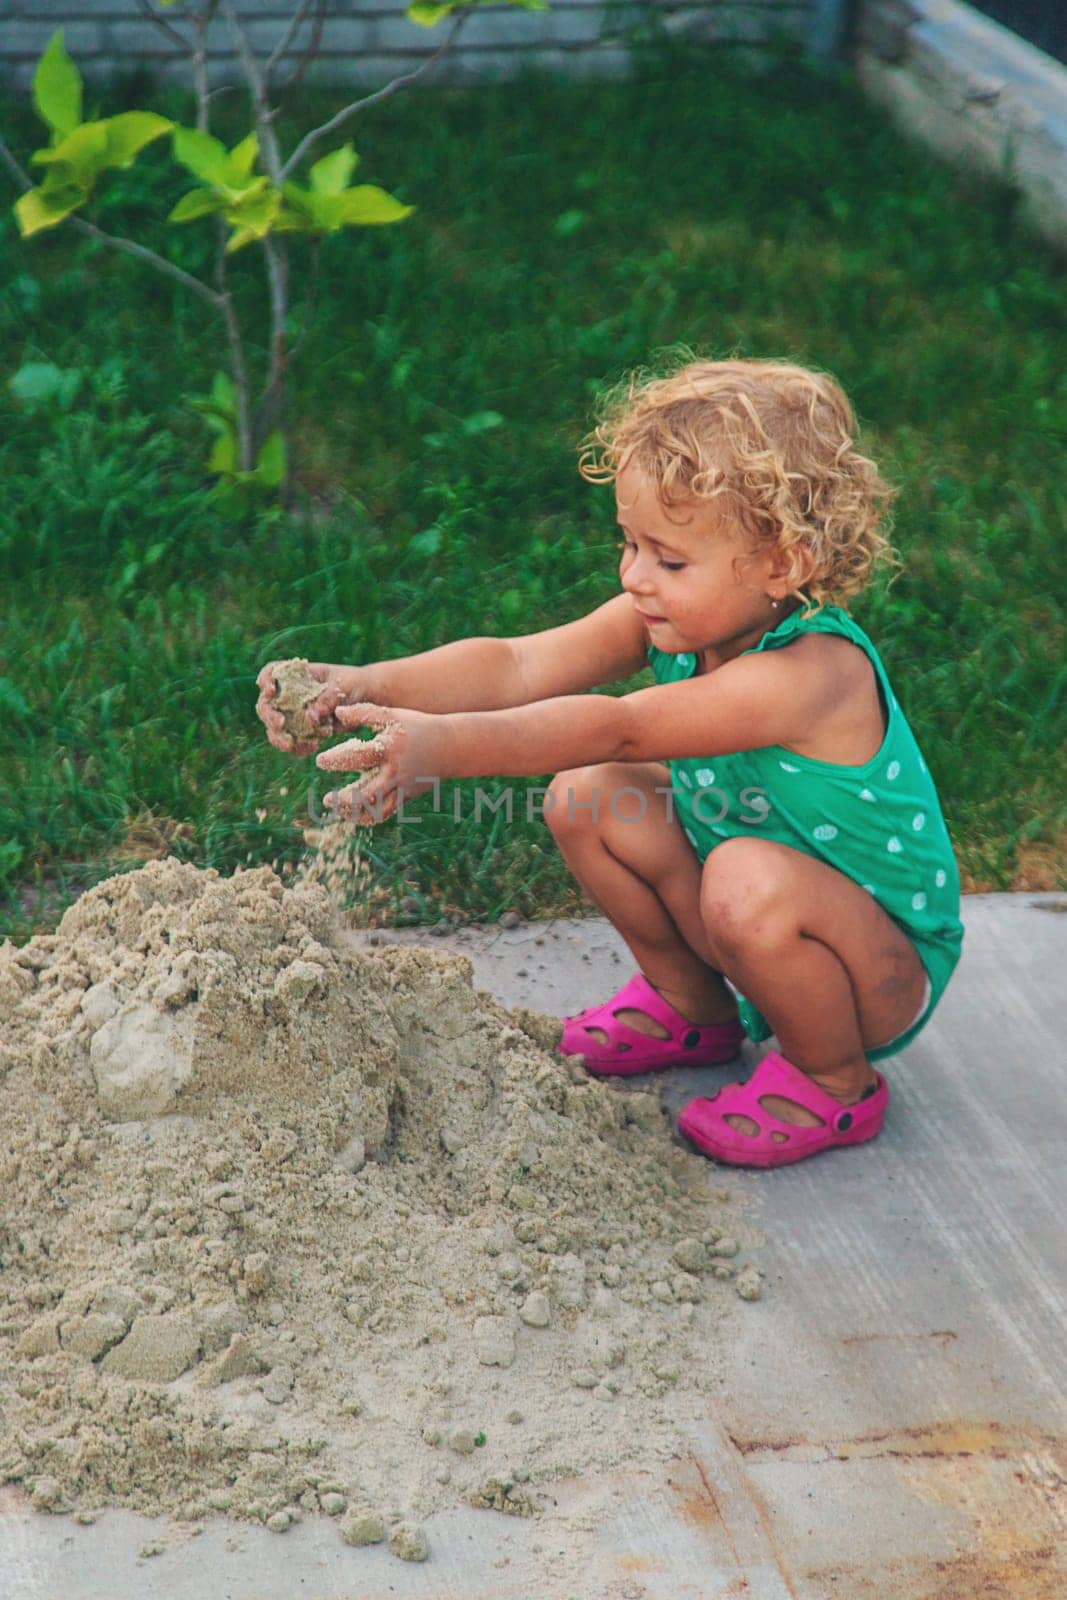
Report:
334,702,392,731
255,697,295,750
324,780,396,824
315,735,384,773
306,683,349,726
256,661,281,697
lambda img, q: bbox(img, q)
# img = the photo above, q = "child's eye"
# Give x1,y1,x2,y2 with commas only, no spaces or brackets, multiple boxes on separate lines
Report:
617,538,684,572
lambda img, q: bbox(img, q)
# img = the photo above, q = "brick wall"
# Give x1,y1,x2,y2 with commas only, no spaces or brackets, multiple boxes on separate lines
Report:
2,1,838,93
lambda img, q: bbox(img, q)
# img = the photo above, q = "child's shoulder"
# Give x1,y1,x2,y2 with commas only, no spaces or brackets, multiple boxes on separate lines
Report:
773,629,888,766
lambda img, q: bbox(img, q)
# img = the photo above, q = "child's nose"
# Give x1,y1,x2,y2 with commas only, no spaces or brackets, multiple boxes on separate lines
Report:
622,554,655,593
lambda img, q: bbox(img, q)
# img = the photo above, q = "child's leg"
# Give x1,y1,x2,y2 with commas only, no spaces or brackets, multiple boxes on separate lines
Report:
545,762,739,1031
698,837,928,1131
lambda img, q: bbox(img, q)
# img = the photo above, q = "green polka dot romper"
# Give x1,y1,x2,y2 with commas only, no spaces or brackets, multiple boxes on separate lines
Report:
649,603,964,1061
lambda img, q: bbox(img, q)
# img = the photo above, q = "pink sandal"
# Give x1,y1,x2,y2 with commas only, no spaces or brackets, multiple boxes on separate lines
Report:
558,972,746,1077
678,1051,888,1168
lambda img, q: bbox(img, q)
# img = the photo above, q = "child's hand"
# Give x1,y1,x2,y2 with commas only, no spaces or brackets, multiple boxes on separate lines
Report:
315,703,445,823
255,661,364,754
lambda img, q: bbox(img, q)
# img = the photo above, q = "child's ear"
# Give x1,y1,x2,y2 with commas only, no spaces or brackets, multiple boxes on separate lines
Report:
769,541,814,591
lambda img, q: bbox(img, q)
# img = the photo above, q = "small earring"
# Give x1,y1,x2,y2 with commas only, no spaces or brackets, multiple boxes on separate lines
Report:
770,598,781,609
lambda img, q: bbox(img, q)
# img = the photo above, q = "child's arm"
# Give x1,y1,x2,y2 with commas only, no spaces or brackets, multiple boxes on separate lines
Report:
352,594,648,711
318,642,841,816
257,595,648,748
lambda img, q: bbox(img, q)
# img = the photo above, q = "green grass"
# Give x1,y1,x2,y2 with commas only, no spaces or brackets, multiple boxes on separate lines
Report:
1,41,1065,940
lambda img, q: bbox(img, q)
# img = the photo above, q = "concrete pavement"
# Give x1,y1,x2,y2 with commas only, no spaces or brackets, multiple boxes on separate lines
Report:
3,892,1066,1598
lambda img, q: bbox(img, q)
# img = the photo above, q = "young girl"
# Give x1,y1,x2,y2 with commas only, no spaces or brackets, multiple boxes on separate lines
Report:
256,357,964,1169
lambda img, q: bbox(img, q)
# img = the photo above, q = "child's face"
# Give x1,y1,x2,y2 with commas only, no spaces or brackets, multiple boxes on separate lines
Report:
615,460,780,660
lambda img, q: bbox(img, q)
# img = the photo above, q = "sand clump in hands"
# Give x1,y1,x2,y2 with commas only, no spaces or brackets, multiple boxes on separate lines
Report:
270,658,333,749
0,860,759,1551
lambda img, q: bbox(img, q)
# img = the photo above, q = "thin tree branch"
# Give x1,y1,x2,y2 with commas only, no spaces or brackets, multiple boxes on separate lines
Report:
190,5,253,469
192,10,212,132
264,0,316,92
282,12,469,180
277,0,329,96
256,234,290,438
221,0,285,184
133,0,196,56
216,244,254,468
0,133,224,311
219,1,291,483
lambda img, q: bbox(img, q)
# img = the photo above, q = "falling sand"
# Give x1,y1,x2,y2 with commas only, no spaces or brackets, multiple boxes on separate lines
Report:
0,859,760,1558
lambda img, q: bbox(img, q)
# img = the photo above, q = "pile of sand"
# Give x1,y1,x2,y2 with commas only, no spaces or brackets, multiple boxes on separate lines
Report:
0,860,759,1556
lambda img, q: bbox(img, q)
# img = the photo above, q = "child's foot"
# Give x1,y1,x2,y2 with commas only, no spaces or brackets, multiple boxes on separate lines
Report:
722,1062,878,1139
559,973,745,1077
582,977,738,1047
678,1051,888,1168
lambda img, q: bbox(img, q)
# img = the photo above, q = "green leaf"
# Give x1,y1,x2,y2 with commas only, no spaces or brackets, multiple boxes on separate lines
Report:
226,131,259,186
33,31,83,142
309,143,359,196
188,371,238,433
255,431,286,487
277,181,319,230
103,111,173,168
224,187,282,253
208,429,238,475
273,207,316,235
169,187,225,224
31,121,109,171
211,371,237,414
173,126,233,189
277,174,411,235
0,676,33,721
331,185,414,227
407,1,455,24
15,185,80,237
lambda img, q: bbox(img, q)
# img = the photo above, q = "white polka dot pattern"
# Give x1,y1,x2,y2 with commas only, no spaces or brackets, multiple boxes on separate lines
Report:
647,613,962,1018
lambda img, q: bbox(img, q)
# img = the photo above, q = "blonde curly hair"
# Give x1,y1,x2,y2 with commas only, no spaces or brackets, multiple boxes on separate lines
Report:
578,352,902,614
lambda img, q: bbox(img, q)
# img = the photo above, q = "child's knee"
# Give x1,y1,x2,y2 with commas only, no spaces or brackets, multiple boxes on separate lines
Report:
545,766,610,837
699,839,792,952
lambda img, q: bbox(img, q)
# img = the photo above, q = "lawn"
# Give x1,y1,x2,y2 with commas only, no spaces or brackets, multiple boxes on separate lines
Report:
1,39,1065,940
